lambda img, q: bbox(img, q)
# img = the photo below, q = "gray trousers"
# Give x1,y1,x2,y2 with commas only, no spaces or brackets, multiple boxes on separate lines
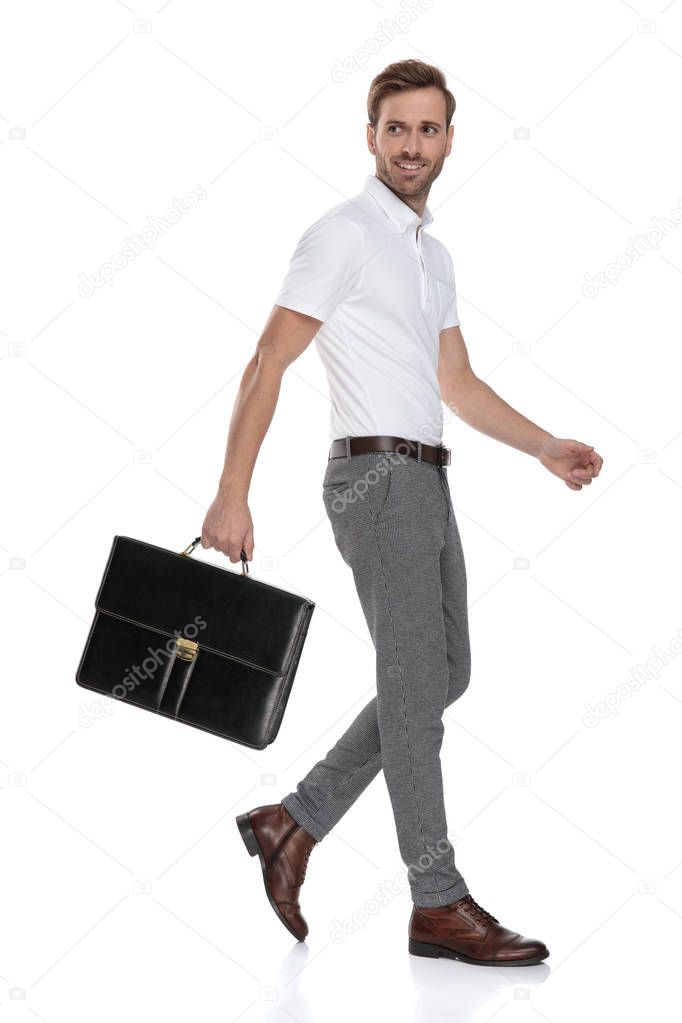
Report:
282,445,471,907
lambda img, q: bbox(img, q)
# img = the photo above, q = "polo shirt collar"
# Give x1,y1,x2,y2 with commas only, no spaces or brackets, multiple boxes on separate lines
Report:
363,173,434,234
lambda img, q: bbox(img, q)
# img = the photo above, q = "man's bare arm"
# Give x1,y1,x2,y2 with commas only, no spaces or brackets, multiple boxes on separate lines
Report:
438,325,552,456
201,304,322,560
438,325,603,490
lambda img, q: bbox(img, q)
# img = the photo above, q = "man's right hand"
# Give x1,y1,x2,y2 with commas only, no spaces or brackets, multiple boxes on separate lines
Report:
201,490,254,563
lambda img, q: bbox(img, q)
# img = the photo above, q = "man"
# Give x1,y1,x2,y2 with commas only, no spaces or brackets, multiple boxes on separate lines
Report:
203,59,603,966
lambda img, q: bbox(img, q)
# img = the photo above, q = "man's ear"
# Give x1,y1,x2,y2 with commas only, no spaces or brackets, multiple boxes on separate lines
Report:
366,122,376,155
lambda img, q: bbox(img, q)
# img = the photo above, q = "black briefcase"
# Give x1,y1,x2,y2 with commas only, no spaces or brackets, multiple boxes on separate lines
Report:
75,535,315,750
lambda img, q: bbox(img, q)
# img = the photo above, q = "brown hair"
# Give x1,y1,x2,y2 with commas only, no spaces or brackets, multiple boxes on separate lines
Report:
367,59,456,129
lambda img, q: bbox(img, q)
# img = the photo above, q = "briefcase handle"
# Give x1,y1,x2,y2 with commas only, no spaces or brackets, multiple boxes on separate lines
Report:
178,536,250,576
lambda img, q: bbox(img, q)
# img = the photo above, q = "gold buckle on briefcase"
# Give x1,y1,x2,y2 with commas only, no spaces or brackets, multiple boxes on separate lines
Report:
175,636,199,661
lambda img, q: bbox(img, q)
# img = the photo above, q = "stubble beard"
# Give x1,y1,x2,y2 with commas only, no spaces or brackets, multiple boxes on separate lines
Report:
373,147,446,206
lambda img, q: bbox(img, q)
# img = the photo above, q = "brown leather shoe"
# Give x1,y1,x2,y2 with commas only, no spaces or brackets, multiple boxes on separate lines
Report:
236,802,317,941
409,894,549,966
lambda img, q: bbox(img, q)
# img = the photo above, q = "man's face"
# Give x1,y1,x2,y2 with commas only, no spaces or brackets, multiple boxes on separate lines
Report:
366,86,453,202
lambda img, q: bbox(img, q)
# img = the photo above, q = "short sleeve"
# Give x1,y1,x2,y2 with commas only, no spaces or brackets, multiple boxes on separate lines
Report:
440,249,461,330
275,213,363,322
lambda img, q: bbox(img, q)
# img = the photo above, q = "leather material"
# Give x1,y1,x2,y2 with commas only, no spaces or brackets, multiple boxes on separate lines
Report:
328,435,451,466
238,803,317,941
75,536,315,750
409,895,550,964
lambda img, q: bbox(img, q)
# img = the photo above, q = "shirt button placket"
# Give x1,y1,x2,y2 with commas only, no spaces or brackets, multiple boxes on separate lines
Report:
415,224,429,305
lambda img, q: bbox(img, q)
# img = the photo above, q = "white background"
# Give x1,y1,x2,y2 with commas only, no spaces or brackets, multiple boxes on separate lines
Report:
2,0,681,1020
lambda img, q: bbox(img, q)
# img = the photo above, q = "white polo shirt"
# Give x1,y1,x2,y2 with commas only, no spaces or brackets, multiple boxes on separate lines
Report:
274,173,460,446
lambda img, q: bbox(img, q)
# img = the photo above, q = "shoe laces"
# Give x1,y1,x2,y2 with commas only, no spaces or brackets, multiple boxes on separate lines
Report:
298,842,314,885
462,894,499,925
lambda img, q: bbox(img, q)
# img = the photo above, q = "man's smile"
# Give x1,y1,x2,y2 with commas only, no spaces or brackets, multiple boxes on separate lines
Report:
395,160,426,175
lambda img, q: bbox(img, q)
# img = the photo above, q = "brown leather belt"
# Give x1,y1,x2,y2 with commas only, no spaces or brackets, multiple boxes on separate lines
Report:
328,435,451,467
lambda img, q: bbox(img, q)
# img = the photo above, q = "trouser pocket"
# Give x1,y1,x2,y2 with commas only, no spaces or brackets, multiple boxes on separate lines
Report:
365,451,396,524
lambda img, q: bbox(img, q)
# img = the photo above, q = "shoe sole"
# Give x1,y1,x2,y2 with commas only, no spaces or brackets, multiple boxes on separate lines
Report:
408,937,549,966
235,811,306,942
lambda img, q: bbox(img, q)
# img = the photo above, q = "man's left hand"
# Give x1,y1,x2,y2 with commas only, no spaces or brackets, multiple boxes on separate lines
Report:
538,437,603,491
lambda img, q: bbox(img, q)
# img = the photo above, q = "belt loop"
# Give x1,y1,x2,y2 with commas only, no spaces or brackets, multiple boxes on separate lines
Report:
345,436,351,461
416,440,422,463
